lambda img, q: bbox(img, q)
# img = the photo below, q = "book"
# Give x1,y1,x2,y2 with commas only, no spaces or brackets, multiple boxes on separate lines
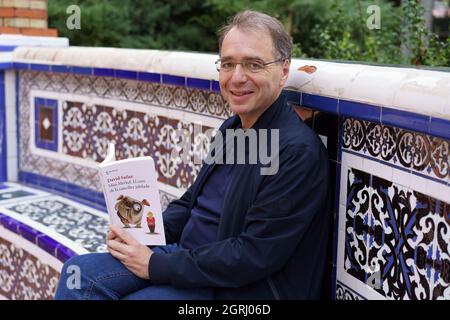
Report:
98,143,166,246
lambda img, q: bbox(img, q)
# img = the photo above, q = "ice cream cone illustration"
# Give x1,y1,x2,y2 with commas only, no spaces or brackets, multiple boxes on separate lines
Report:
146,211,156,233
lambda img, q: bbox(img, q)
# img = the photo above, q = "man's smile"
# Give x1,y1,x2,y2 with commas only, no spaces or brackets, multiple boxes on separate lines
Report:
230,90,254,96
230,90,255,102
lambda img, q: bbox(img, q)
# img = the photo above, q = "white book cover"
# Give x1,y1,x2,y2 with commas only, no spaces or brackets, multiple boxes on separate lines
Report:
98,143,166,246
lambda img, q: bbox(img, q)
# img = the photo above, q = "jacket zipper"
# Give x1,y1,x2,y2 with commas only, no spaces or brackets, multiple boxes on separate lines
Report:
267,277,281,300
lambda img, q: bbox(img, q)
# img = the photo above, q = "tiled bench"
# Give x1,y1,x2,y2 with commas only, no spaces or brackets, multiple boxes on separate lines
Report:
0,182,108,300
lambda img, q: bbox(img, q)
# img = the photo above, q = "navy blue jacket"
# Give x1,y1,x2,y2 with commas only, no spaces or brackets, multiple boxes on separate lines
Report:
150,94,330,299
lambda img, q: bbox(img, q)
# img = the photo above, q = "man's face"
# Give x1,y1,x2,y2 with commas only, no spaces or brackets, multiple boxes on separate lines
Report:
219,27,290,127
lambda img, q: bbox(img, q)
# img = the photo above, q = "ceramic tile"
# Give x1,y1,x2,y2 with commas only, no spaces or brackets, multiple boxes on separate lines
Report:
342,166,449,299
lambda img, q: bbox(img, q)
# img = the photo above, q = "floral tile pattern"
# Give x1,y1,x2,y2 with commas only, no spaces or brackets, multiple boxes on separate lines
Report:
335,281,366,300
342,118,449,185
344,167,450,299
19,70,224,197
0,237,60,300
3,198,109,253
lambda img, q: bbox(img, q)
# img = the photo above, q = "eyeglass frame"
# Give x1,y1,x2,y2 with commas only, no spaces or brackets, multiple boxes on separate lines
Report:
215,57,288,73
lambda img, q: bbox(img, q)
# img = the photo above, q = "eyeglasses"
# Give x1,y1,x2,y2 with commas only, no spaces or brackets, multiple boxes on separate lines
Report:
215,57,287,73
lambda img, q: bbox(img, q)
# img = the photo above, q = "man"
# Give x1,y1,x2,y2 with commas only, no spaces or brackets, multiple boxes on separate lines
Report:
55,10,329,300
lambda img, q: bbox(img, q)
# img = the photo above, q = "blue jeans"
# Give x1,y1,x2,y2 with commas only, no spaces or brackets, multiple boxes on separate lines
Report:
54,244,214,300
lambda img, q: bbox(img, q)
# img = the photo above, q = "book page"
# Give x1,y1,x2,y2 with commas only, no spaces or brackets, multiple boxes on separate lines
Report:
100,156,166,246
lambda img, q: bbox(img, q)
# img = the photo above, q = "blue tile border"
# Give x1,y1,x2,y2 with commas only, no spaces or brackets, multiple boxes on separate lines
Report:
71,66,93,75
187,77,210,90
303,93,338,114
30,64,51,72
0,45,17,52
162,74,185,86
51,65,71,73
93,67,114,77
36,234,59,256
0,206,86,263
13,62,28,70
115,69,137,80
430,117,450,140
138,71,161,83
283,90,301,105
340,99,381,123
18,223,42,244
0,62,13,69
211,80,220,92
1,215,20,233
34,97,58,152
0,72,6,182
381,107,430,135
56,244,77,262
18,171,107,213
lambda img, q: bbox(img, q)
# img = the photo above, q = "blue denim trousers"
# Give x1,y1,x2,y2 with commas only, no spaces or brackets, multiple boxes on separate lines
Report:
54,244,214,300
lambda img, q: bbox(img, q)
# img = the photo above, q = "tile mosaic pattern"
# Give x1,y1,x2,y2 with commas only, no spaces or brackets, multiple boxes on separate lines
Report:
0,182,177,299
335,280,366,300
0,237,60,300
19,70,223,196
25,70,230,119
4,198,109,253
61,101,215,189
342,118,449,185
34,97,58,151
0,189,36,201
344,167,450,299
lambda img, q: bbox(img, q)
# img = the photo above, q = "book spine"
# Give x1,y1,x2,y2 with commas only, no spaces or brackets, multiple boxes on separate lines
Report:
99,169,114,225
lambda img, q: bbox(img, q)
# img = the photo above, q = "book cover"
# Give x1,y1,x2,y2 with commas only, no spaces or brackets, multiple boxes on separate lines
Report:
98,143,166,246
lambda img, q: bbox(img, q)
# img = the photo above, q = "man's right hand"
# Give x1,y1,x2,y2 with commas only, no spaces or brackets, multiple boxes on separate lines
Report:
107,225,124,243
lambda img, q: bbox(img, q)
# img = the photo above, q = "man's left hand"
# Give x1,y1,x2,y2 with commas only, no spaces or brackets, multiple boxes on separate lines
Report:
107,224,153,280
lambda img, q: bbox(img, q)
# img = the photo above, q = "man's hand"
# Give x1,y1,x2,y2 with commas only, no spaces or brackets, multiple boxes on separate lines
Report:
107,224,153,280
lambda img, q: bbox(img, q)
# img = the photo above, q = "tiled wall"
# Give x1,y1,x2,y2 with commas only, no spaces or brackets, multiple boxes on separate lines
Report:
336,118,449,300
16,68,226,212
0,49,449,300
0,70,6,182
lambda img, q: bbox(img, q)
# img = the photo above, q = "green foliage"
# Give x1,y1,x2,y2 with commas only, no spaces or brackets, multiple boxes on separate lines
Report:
48,0,449,67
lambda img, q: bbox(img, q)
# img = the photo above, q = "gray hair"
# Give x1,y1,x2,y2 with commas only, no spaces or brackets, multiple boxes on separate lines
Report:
217,10,293,61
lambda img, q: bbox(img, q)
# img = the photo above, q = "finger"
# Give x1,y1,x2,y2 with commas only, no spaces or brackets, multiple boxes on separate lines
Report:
107,229,116,241
107,239,130,255
108,246,127,261
110,224,138,245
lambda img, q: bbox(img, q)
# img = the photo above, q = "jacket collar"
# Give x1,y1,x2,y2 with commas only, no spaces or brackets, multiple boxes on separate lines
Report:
223,93,287,132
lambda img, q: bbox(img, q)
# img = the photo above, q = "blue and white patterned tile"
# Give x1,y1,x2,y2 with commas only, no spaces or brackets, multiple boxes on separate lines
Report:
0,182,50,204
335,280,367,300
341,117,449,187
430,198,450,299
0,225,62,300
342,163,449,300
19,71,227,202
0,189,108,254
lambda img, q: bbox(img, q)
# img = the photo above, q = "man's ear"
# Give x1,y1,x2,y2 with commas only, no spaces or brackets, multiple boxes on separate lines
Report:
280,59,290,86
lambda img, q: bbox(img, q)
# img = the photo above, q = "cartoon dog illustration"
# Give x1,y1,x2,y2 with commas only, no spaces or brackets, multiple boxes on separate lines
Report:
115,195,150,228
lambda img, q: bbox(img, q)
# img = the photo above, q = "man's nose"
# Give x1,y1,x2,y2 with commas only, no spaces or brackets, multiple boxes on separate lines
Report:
230,63,248,83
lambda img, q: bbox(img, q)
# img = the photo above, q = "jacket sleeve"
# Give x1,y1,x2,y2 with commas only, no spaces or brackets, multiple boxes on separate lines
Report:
149,144,329,287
